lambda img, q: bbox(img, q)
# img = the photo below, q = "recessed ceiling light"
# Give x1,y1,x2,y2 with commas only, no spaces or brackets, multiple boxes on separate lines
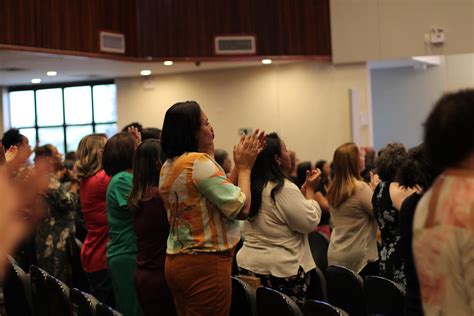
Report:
163,61,173,66
261,59,272,65
31,78,41,84
46,71,57,76
140,69,152,76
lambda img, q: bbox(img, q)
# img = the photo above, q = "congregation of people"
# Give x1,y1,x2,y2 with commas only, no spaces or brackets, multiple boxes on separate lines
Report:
0,89,473,316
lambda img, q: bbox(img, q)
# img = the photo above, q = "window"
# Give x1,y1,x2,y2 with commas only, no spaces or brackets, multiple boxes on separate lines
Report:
8,81,117,154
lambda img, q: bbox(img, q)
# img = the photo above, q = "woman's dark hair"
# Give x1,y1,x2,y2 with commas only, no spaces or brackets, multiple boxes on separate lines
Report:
161,101,201,159
397,144,442,191
2,128,27,149
249,133,286,220
102,132,136,176
34,145,54,159
296,161,312,188
315,160,326,172
375,143,408,182
424,89,474,169
121,122,143,132
128,139,163,213
214,149,228,167
141,127,162,141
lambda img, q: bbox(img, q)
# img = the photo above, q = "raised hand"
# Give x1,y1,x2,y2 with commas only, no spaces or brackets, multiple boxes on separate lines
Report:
5,146,18,163
128,126,142,144
305,168,322,190
234,129,266,171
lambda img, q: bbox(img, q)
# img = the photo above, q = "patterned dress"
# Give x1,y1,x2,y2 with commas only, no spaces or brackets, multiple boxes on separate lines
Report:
36,178,78,285
372,181,406,289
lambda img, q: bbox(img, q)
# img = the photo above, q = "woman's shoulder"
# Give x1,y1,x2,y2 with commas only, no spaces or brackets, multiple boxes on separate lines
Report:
355,180,371,191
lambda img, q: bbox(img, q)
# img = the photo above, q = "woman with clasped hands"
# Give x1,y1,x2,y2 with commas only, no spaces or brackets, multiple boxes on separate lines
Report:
159,101,264,316
237,133,322,308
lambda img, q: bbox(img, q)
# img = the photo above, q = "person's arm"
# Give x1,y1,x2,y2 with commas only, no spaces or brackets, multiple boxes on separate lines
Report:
390,182,417,211
232,130,265,219
358,181,374,215
276,182,321,233
314,191,330,214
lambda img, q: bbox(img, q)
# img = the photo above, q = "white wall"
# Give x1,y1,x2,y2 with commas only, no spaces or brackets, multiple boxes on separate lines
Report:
371,53,474,149
117,62,372,162
331,0,474,63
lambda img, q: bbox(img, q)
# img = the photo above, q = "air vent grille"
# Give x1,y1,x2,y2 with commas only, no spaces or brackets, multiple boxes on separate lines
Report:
215,35,256,55
100,31,125,54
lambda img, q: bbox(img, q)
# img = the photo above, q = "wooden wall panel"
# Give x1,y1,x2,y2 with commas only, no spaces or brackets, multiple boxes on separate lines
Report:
136,0,331,58
0,0,138,56
0,0,330,59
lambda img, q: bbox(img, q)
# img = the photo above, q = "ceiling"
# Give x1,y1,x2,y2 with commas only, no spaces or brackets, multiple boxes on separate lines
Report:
0,49,295,87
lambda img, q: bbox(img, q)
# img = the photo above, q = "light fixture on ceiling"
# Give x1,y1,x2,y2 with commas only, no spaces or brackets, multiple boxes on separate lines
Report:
163,61,173,66
31,78,41,84
261,59,272,65
140,69,152,76
46,71,57,76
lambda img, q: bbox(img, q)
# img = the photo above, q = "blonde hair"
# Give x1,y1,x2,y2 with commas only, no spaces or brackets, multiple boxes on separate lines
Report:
75,134,107,179
327,142,362,208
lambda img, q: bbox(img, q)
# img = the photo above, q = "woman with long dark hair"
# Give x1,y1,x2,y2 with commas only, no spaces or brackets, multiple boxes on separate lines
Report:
103,132,142,316
237,133,321,307
128,140,176,316
159,101,263,316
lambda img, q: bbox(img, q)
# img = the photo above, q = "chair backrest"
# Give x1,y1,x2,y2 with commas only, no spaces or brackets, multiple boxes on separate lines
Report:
96,303,122,316
256,286,303,316
326,265,367,316
230,276,257,316
46,274,71,316
4,258,33,316
303,300,349,316
306,266,328,302
70,287,100,316
30,265,50,316
363,276,405,316
308,231,329,273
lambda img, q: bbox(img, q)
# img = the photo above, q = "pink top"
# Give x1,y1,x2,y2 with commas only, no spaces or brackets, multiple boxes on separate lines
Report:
79,170,111,272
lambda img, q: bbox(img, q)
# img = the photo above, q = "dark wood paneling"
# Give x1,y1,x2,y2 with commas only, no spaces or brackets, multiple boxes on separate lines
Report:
0,0,138,56
0,0,330,59
136,0,331,58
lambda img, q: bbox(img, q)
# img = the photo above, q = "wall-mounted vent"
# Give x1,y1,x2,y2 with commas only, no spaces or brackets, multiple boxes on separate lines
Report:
215,35,256,55
100,31,125,54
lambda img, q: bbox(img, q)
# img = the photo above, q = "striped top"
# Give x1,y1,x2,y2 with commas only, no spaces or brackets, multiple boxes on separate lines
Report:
159,152,245,255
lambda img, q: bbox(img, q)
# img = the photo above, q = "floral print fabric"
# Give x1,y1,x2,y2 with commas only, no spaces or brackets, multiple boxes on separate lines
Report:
372,181,406,289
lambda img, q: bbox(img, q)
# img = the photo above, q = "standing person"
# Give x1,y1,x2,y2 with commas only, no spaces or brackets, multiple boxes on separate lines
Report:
327,142,378,275
413,90,474,315
237,133,321,307
128,139,176,316
75,134,114,306
372,143,415,289
398,144,441,316
103,132,142,316
159,101,264,316
35,144,79,285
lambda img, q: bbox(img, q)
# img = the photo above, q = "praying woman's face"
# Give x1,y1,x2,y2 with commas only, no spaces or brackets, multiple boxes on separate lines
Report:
196,111,215,152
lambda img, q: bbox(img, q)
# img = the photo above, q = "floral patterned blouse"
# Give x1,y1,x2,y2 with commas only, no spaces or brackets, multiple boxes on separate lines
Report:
413,169,474,315
372,181,406,289
36,177,79,285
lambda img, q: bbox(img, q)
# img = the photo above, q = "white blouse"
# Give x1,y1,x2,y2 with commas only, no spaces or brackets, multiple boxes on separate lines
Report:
237,179,321,277
328,180,378,273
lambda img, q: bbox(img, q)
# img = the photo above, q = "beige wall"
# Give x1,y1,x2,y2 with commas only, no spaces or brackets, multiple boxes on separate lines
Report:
117,62,372,162
331,0,474,63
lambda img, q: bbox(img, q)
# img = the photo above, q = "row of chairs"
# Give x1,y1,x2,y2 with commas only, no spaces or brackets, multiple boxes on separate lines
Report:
231,265,406,316
3,258,120,316
231,277,347,316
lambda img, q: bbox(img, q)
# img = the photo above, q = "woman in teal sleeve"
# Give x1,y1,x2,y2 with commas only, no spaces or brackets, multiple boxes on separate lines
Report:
103,132,142,316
